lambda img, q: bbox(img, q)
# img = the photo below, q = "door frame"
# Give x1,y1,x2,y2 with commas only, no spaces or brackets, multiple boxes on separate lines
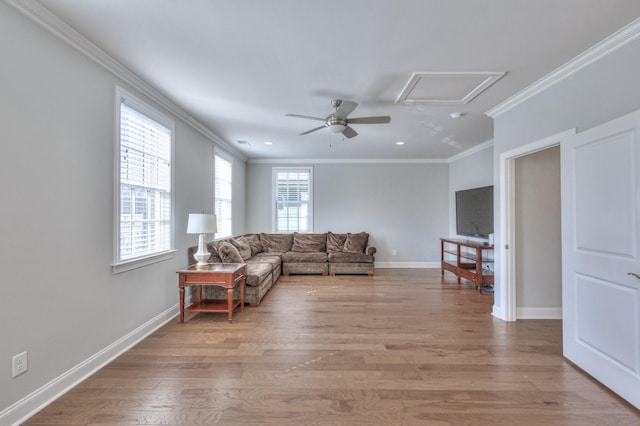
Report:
495,128,575,322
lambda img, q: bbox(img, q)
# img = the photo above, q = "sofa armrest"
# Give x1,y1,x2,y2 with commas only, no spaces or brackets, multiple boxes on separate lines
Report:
366,246,377,256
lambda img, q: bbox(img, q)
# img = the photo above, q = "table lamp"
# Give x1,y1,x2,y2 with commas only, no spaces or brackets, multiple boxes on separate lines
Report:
187,213,217,269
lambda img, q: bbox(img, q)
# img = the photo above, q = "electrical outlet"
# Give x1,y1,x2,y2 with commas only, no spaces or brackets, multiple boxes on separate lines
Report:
12,351,28,378
392,249,397,256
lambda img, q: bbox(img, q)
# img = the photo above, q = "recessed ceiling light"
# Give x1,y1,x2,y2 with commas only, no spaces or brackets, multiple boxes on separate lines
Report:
265,141,273,145
396,141,405,145
450,112,463,119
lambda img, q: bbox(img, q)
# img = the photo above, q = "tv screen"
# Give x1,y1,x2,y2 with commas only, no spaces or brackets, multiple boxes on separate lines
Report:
455,185,494,239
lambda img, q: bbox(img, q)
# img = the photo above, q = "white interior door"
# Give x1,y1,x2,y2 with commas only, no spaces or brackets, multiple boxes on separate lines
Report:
561,110,640,409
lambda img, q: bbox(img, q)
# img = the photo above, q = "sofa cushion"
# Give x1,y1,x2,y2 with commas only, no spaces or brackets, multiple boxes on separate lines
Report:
242,234,263,256
281,251,328,263
327,232,347,253
328,252,374,263
251,252,282,262
245,263,272,287
231,237,252,260
260,233,293,253
343,232,369,254
218,241,244,263
246,255,281,271
292,232,327,252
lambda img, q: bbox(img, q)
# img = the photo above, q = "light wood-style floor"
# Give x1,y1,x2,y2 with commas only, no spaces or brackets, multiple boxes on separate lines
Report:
25,269,639,425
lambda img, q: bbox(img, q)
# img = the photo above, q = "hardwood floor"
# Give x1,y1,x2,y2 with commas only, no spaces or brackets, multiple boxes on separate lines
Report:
25,269,639,425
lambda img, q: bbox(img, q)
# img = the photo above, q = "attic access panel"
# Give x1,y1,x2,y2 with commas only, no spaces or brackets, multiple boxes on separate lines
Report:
395,71,505,104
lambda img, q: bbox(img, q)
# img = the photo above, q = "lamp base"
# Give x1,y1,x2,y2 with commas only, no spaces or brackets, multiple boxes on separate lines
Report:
193,234,211,269
194,262,210,270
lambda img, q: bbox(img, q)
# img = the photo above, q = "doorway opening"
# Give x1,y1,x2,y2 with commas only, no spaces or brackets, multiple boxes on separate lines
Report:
514,146,562,318
496,129,575,321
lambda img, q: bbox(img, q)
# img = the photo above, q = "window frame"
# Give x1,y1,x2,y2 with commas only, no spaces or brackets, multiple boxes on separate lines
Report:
272,166,314,233
112,86,176,273
214,149,233,239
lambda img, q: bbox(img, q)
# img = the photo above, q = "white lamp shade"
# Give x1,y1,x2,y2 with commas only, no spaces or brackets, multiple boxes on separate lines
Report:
187,213,217,234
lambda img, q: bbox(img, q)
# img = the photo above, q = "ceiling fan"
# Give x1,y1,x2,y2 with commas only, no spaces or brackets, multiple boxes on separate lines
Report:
286,99,391,139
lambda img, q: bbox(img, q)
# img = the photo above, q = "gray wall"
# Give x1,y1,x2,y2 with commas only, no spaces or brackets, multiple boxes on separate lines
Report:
514,146,561,313
448,144,494,237
231,157,247,236
0,3,245,414
247,162,449,265
492,35,640,318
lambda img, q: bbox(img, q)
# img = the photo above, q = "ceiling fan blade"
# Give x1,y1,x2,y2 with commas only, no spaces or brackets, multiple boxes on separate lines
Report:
285,113,325,121
341,126,358,139
347,116,391,124
299,125,326,135
335,100,358,118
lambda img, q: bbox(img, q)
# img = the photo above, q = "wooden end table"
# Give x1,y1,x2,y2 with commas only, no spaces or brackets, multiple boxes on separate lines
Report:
177,263,246,323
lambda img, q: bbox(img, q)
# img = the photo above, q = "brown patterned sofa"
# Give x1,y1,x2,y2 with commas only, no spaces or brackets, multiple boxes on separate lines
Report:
188,232,376,306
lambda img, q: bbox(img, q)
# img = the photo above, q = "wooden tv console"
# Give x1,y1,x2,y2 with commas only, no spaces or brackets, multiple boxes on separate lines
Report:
440,238,494,294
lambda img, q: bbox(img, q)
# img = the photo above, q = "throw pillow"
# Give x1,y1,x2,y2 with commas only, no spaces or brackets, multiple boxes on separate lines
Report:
292,233,327,252
343,232,369,254
217,241,244,263
242,234,263,256
260,233,294,253
327,232,347,253
231,237,252,260
206,242,222,262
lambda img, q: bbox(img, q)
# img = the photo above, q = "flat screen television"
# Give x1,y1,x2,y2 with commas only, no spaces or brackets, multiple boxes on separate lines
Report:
455,185,494,239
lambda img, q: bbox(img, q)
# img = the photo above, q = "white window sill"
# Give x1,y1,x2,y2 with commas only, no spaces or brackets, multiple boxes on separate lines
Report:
112,249,177,274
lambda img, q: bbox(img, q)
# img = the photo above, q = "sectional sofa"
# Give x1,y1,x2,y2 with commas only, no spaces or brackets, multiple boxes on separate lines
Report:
187,232,376,306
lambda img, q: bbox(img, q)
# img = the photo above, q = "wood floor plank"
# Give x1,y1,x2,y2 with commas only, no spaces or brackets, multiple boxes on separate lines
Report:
23,269,639,425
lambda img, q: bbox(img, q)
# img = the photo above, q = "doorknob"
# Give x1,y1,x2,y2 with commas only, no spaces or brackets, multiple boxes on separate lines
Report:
627,272,640,279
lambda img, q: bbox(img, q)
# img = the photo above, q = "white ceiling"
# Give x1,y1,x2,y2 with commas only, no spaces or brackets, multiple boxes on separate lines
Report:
34,0,640,160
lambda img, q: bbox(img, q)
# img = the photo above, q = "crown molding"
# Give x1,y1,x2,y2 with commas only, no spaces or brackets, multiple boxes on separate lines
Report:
486,18,640,118
247,142,496,164
9,0,499,166
6,0,247,162
447,140,493,163
247,157,449,164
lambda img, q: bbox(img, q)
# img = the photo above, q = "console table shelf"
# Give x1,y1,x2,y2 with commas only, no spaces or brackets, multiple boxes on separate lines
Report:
441,238,494,294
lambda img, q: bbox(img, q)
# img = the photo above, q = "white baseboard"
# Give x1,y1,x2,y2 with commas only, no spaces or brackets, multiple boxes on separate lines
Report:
492,304,508,321
1,305,179,426
376,262,440,268
516,307,562,319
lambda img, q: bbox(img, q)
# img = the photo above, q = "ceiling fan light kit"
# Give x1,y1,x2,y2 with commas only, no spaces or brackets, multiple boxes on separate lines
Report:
286,99,391,139
326,117,347,133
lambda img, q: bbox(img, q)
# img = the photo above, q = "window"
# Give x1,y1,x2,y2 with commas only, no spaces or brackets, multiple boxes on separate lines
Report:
215,151,232,239
273,167,313,233
114,87,174,272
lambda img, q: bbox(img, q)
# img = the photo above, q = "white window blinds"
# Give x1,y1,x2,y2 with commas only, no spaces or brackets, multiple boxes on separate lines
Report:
117,96,173,263
215,153,232,239
273,167,313,233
